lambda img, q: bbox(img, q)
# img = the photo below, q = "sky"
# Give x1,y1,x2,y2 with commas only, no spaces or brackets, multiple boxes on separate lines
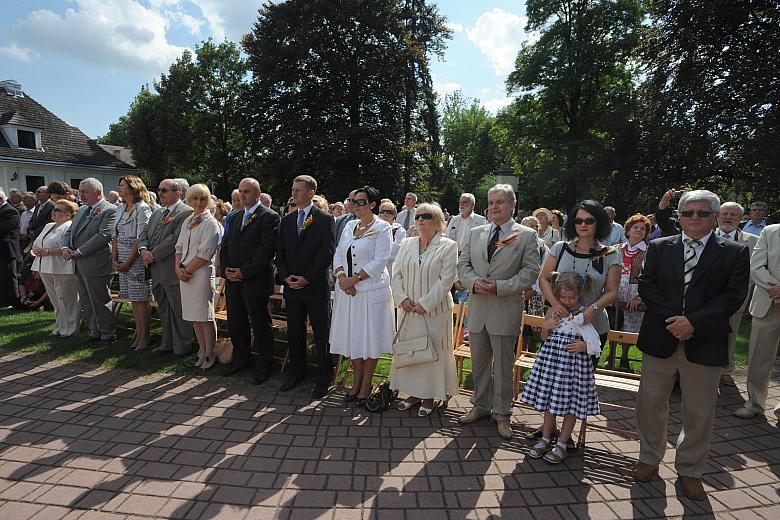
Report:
0,0,537,139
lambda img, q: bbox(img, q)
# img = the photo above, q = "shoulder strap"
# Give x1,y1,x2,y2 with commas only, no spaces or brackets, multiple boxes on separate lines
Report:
554,243,568,270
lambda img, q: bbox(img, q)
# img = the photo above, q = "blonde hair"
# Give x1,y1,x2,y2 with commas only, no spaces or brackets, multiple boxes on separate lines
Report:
550,271,592,299
312,194,329,211
185,184,215,209
379,201,397,216
54,199,79,218
415,202,445,233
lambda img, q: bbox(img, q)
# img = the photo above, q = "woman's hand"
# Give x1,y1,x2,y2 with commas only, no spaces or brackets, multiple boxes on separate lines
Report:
116,262,130,273
581,305,596,325
338,275,357,291
566,340,587,354
176,266,192,283
32,246,44,256
411,303,426,315
112,258,120,270
550,301,568,319
543,316,561,331
400,298,416,313
627,298,642,311
345,287,356,297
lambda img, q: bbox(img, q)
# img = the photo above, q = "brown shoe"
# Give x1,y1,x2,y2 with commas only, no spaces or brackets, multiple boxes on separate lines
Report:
457,408,491,425
497,420,513,440
679,476,706,501
632,462,658,482
720,374,737,387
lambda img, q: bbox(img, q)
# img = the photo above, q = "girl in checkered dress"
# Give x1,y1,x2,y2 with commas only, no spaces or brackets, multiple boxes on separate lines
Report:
521,272,600,464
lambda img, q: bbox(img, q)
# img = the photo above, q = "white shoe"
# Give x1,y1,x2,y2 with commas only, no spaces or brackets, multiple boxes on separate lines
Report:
734,406,758,419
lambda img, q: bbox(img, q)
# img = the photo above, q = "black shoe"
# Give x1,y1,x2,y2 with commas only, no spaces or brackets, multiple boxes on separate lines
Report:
280,376,305,392
311,383,330,400
78,336,101,346
253,373,270,385
98,336,117,347
224,364,249,377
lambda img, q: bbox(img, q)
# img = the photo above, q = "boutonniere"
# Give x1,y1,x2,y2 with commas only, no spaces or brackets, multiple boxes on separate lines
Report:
495,232,520,248
302,215,314,230
87,207,102,220
591,244,621,259
163,215,174,223
242,212,258,230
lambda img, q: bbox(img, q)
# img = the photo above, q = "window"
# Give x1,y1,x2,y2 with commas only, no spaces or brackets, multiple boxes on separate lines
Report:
17,129,36,149
70,178,85,190
26,175,46,192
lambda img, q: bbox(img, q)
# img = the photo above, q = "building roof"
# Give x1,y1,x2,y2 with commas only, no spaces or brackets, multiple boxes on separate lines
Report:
98,144,137,167
0,85,135,170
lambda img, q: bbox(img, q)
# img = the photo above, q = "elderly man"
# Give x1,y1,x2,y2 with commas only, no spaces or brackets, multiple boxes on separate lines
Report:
220,177,280,383
740,201,769,236
276,175,336,398
173,178,189,201
716,202,758,386
734,224,780,420
260,192,272,209
447,193,487,253
140,179,194,357
8,188,24,214
29,185,53,241
61,178,119,345
633,190,749,501
457,184,540,439
107,191,120,204
532,208,560,248
397,192,417,231
604,206,626,245
0,187,21,310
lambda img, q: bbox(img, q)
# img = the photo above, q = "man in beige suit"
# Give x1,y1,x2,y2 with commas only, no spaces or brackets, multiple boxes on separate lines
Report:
716,202,758,386
457,184,540,439
735,224,780,419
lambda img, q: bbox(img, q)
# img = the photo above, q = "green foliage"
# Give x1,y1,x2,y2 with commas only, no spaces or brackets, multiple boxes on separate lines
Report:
96,115,131,146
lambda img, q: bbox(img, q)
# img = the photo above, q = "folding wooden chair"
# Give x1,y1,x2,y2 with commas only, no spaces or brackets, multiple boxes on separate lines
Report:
512,312,545,399
452,303,472,387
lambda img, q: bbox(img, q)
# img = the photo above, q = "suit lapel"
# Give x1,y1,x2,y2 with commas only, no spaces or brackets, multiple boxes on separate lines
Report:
480,226,491,263
490,223,520,261
690,235,725,287
239,207,262,234
668,235,685,286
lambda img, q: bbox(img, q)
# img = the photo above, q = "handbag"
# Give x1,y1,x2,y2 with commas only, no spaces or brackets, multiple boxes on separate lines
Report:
392,313,438,368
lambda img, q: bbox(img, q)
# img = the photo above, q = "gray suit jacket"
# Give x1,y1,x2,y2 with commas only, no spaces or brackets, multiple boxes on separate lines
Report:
140,200,193,286
749,224,780,319
62,198,118,277
458,221,540,337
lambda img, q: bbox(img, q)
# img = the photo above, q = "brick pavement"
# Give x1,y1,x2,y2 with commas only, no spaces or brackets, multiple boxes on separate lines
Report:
0,352,777,519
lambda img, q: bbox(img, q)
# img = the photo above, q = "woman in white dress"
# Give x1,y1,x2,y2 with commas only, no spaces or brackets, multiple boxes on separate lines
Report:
31,200,80,336
330,186,395,405
390,203,459,416
175,184,223,370
379,201,406,276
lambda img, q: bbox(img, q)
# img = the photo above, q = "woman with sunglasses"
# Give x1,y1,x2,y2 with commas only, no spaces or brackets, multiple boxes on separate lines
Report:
379,201,406,276
330,186,395,405
531,200,621,449
390,202,459,416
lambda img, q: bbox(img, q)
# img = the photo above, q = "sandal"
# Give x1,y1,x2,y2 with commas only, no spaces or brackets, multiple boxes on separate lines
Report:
398,397,421,411
543,444,567,464
528,439,550,459
418,400,435,417
525,427,558,441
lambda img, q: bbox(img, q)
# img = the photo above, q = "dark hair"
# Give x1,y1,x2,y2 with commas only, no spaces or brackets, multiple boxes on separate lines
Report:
354,185,380,214
47,180,69,196
563,200,611,242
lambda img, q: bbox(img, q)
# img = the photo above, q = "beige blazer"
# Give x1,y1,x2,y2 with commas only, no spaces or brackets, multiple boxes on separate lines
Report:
32,221,75,275
749,224,780,319
457,221,541,336
718,227,759,313
391,234,458,317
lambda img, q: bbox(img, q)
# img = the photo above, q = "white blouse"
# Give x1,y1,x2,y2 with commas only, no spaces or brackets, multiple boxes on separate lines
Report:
334,217,392,292
32,221,75,275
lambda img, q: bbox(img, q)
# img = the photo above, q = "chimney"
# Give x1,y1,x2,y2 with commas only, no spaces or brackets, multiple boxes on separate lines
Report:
0,80,24,97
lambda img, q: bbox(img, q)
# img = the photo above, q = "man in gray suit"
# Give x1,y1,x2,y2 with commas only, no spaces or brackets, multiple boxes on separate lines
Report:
334,189,357,246
140,178,194,356
457,184,541,439
61,178,118,345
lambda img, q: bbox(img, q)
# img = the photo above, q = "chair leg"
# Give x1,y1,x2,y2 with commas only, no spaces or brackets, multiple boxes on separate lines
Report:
331,354,344,387
577,418,588,449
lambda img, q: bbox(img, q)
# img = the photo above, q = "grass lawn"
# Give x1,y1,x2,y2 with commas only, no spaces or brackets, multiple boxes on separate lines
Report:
0,306,754,385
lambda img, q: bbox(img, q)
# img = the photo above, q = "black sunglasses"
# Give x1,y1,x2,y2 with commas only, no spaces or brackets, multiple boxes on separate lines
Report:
288,202,297,207
380,210,395,215
573,217,596,225
158,188,180,193
415,213,434,221
680,210,713,218
353,199,369,207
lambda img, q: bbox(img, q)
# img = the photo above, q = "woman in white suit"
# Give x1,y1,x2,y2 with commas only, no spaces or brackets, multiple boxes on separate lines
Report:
31,200,80,336
390,203,459,416
330,186,395,405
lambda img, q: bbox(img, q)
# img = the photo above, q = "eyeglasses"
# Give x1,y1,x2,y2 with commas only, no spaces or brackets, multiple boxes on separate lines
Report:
288,203,297,208
158,188,180,193
353,199,369,207
573,217,596,225
680,210,714,218
415,213,434,221
379,210,395,216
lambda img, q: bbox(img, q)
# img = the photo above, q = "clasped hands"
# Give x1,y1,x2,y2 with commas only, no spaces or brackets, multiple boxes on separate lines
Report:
337,274,357,296
768,283,780,304
400,298,426,315
285,275,310,290
543,315,587,354
175,265,192,283
112,258,131,272
224,267,244,282
473,277,497,295
665,315,694,341
60,248,80,261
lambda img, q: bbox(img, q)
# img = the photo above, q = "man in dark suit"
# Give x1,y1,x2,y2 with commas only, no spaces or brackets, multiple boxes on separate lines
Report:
219,177,280,383
633,190,750,501
0,187,21,309
28,185,53,241
276,175,336,399
334,189,357,247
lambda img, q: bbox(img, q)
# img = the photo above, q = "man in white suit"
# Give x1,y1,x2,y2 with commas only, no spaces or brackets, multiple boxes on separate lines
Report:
716,202,758,386
457,184,540,439
734,224,780,419
446,193,487,253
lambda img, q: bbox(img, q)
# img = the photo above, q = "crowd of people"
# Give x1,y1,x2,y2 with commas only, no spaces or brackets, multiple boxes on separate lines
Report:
0,176,777,502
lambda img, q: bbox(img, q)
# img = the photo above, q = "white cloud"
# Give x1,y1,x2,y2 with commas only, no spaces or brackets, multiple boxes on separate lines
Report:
435,81,462,98
189,0,261,42
10,0,190,77
0,42,32,62
445,22,464,33
466,8,536,77
483,96,513,113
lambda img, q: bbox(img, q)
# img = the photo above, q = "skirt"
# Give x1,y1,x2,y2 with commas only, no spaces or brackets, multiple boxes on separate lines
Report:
329,285,395,359
521,329,600,420
117,229,152,302
180,265,216,322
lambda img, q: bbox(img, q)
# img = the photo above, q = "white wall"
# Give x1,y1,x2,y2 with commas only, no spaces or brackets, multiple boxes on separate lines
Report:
0,161,128,193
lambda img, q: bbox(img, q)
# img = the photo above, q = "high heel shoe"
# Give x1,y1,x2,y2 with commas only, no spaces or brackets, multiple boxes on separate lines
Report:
398,398,421,411
418,400,435,417
201,355,216,370
194,354,205,367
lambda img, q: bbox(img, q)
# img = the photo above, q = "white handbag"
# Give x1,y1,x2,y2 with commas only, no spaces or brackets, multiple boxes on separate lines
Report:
392,313,438,369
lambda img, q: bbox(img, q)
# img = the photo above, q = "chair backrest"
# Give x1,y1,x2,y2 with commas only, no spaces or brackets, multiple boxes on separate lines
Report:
516,311,545,355
214,278,227,313
453,302,468,348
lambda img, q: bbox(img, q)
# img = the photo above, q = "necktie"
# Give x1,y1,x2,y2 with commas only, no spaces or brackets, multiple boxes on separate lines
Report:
487,226,501,261
241,210,250,230
682,238,702,311
403,210,411,230
297,209,306,235
161,208,170,220
721,231,732,240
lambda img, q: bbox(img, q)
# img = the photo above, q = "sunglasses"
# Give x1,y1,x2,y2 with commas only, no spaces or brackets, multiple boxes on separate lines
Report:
353,199,369,207
158,188,180,193
573,217,596,225
415,213,434,221
288,203,297,207
379,210,395,215
680,210,713,218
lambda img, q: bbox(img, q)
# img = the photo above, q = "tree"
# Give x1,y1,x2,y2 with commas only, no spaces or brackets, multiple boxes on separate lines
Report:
243,0,450,204
97,115,131,146
638,0,780,213
503,0,643,212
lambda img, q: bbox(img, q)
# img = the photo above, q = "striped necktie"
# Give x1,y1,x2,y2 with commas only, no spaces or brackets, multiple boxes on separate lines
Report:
682,238,702,311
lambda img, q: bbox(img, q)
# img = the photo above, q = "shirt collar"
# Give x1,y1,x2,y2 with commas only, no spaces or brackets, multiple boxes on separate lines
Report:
91,199,104,210
166,199,182,210
244,201,261,216
717,227,737,240
682,230,713,247
491,219,513,235
297,203,313,218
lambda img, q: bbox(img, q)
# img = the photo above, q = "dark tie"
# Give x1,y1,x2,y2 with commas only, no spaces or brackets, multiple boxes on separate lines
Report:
487,226,501,261
403,210,411,229
155,208,170,232
297,209,306,235
683,238,702,311
161,208,170,220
